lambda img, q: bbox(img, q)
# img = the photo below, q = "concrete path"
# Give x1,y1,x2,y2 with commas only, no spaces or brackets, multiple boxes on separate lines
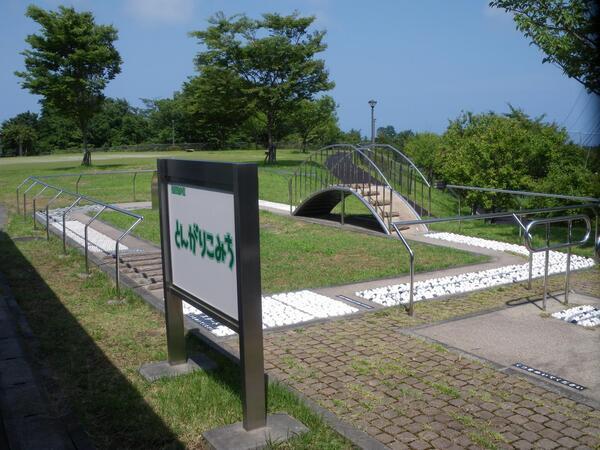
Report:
413,292,600,403
0,205,88,449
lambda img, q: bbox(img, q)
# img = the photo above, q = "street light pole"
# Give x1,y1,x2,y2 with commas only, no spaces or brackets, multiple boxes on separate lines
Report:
368,100,377,145
171,119,175,145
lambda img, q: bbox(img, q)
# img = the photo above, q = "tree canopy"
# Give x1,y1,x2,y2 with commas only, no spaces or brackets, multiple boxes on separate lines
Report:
490,0,599,95
191,11,334,161
16,5,122,165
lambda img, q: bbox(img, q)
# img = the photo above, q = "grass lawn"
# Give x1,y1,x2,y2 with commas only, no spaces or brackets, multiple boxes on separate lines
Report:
0,217,351,449
98,208,488,294
0,149,307,211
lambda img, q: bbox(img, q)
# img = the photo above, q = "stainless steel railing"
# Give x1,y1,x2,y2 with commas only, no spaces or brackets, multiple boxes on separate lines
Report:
513,214,591,310
289,144,398,230
17,176,144,299
390,203,597,315
360,144,432,217
16,169,155,214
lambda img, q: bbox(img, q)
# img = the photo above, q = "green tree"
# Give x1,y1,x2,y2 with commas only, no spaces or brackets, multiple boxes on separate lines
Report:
291,96,338,151
490,0,599,94
191,11,334,162
0,112,39,156
88,98,149,147
181,68,254,148
16,5,122,165
436,109,568,210
403,132,442,179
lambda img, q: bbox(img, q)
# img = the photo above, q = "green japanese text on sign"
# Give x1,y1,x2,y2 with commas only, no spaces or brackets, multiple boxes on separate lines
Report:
173,219,235,270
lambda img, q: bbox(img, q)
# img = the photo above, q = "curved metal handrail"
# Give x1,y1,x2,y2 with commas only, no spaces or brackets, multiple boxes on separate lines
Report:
360,143,431,187
524,214,591,253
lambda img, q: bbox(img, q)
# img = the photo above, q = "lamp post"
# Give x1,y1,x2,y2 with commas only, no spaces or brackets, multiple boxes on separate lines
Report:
368,99,377,145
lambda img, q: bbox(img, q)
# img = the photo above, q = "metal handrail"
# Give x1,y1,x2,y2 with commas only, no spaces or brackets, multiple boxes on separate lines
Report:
513,214,592,310
361,144,431,188
31,185,48,230
17,176,144,299
290,144,398,230
114,218,143,299
45,190,63,241
16,169,155,215
524,215,591,252
393,203,599,227
85,206,107,273
445,184,599,203
391,223,414,316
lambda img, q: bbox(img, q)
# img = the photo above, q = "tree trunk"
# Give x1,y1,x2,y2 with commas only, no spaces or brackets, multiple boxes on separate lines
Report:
266,112,276,164
18,137,23,157
81,124,91,166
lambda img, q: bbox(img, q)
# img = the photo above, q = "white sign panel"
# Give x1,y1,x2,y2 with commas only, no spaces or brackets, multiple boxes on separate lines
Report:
168,183,238,321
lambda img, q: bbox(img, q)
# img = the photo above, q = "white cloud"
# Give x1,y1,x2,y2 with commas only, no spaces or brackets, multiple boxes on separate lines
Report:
124,0,195,24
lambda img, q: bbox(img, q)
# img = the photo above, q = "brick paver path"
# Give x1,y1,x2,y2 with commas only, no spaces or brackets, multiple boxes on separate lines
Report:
260,270,600,449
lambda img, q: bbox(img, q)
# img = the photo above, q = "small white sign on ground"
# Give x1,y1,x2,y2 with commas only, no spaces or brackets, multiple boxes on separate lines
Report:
168,184,238,321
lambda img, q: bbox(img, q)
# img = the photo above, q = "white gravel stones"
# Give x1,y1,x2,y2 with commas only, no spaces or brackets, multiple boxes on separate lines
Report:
552,305,600,327
183,290,358,336
44,207,129,253
357,232,595,307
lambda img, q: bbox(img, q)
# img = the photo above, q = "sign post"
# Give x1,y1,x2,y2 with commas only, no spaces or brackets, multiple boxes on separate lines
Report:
143,158,306,448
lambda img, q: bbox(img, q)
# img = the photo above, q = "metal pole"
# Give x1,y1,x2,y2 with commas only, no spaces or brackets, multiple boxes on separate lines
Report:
22,181,38,220
340,190,345,226
528,251,533,289
31,186,48,230
368,100,377,146
564,220,572,304
62,197,82,254
114,218,142,299
133,172,138,201
45,190,63,241
75,175,82,194
288,179,293,214
85,206,107,274
458,195,462,233
392,224,414,316
543,222,550,310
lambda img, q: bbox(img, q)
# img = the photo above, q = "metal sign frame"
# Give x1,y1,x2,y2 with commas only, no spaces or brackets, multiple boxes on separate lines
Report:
157,158,266,430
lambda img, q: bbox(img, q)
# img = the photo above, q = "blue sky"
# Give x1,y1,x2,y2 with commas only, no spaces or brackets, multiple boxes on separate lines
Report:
1,0,598,142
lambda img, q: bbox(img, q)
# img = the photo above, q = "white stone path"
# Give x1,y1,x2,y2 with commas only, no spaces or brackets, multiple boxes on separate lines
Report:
45,206,596,336
357,232,595,307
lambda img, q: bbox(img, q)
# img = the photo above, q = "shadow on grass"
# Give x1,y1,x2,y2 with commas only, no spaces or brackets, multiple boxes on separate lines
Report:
0,230,184,449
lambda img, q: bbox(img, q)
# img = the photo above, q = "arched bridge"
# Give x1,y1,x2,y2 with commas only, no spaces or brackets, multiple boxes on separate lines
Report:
288,144,431,234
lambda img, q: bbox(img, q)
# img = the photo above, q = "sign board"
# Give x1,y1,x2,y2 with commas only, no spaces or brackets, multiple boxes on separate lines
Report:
157,158,266,430
168,184,238,321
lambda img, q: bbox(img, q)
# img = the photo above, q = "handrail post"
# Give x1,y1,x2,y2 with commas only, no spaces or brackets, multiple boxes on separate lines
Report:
340,190,345,226
23,181,38,220
45,190,63,241
114,217,143,300
288,178,293,214
16,177,31,215
132,172,137,201
63,197,82,254
85,206,107,274
392,224,415,316
564,220,572,304
542,222,550,311
75,175,82,194
31,186,48,230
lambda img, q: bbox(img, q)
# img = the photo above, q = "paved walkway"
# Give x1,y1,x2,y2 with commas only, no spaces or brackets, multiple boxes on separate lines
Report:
41,203,600,448
0,205,86,449
261,271,600,449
